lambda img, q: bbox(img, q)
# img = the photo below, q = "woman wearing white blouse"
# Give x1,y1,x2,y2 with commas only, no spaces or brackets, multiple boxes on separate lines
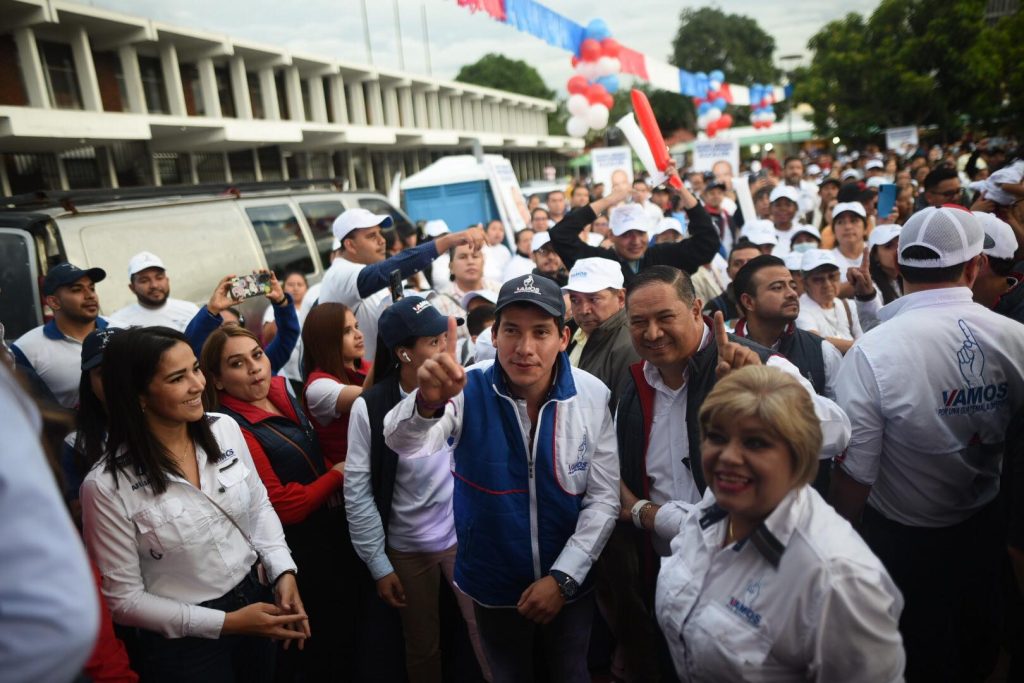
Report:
626,366,905,682
80,326,308,682
795,249,862,354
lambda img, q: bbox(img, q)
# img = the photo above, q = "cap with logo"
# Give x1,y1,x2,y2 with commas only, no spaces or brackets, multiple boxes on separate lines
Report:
332,208,394,242
769,185,801,205
832,201,867,221
43,262,107,296
424,219,450,239
868,223,902,249
738,220,779,247
531,231,552,253
653,217,685,237
801,248,841,273
378,296,462,351
609,203,653,236
973,211,1017,260
562,257,624,293
898,206,984,268
128,251,166,278
495,273,565,318
459,289,498,310
81,326,124,372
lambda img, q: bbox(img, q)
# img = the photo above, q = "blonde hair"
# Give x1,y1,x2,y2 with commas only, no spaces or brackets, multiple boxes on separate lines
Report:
698,365,821,487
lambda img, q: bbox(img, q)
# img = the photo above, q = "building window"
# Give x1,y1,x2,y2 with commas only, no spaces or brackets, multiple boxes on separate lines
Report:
92,51,125,112
244,204,314,276
258,147,282,180
215,65,235,118
37,40,82,110
0,34,29,106
274,70,289,120
323,78,334,122
138,55,169,114
179,63,203,116
247,72,264,119
228,150,255,181
300,79,311,121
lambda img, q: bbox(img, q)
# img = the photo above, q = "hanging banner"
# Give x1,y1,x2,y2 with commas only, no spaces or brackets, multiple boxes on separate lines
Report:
885,126,919,154
692,138,740,174
590,146,634,192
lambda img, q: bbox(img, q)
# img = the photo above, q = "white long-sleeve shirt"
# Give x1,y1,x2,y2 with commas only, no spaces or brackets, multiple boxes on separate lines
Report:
654,487,905,682
81,414,296,639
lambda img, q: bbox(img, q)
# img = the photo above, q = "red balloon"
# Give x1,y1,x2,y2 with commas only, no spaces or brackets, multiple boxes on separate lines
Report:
706,121,718,137
571,56,579,68
601,38,621,58
580,39,601,62
567,75,588,95
719,114,733,129
761,97,770,109
585,83,607,104
601,93,614,109
693,97,704,106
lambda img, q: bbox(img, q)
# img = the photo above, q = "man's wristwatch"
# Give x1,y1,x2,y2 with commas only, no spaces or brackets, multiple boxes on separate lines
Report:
549,570,579,600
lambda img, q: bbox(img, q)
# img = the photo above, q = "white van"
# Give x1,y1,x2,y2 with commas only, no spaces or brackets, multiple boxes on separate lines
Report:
0,183,413,340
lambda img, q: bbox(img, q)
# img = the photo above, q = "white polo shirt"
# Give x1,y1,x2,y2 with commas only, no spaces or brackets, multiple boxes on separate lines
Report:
319,257,389,359
109,298,200,332
654,486,905,682
12,318,110,408
80,414,296,639
836,287,1024,527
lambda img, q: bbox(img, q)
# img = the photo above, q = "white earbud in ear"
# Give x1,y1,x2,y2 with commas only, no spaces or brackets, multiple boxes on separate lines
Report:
401,352,411,362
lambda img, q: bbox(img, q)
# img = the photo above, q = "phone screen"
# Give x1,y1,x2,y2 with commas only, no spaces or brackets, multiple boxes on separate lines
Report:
388,269,404,303
877,184,897,219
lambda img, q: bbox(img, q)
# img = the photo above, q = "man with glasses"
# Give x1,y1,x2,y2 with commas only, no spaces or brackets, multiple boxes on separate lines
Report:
920,166,963,210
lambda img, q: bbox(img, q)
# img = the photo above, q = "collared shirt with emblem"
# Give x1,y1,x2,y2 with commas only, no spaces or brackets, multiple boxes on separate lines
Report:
12,318,109,408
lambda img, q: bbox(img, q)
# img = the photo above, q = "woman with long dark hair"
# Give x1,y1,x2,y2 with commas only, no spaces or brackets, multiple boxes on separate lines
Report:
200,324,354,681
344,296,490,682
80,326,307,683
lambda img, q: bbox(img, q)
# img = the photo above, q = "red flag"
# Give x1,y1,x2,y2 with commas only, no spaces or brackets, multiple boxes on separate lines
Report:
457,0,506,21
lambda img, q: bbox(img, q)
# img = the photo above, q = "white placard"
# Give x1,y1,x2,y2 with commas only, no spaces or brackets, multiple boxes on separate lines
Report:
692,139,740,174
885,126,919,154
483,156,529,233
590,146,634,193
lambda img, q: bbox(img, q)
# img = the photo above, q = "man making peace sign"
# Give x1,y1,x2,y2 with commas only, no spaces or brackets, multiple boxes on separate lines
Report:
383,273,620,683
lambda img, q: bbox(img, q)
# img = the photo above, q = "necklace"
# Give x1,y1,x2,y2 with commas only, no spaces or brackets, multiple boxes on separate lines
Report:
725,517,736,546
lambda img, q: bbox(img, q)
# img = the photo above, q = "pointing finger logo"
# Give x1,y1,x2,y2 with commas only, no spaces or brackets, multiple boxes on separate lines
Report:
956,320,985,387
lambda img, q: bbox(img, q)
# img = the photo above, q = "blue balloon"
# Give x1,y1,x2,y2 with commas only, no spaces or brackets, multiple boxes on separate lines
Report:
585,18,611,42
698,102,711,115
714,97,726,110
709,69,725,84
598,75,619,94
695,72,709,97
750,84,763,102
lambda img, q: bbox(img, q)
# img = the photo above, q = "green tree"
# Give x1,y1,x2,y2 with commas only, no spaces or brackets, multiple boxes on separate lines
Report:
670,7,781,87
455,53,554,100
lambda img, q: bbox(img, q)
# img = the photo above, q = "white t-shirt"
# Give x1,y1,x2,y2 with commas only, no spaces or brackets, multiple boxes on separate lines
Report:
831,247,865,284
483,243,512,282
502,254,535,282
304,376,345,426
318,257,389,359
796,293,862,341
772,223,813,257
109,298,199,332
261,304,306,382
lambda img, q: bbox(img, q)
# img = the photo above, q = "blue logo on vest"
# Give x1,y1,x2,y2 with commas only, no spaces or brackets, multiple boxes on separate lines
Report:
568,432,589,475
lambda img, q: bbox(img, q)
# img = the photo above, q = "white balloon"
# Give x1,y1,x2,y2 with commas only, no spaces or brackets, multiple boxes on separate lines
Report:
767,111,777,122
566,116,590,138
567,94,590,117
586,103,610,130
709,79,722,91
596,56,617,77
706,108,722,122
578,62,599,81
608,58,621,75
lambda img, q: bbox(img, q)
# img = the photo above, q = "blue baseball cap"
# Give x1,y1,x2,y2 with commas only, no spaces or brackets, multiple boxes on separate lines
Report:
495,273,565,318
81,327,123,371
379,296,463,351
43,262,106,295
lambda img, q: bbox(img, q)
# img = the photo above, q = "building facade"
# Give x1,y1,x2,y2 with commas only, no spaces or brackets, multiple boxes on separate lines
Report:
0,0,581,195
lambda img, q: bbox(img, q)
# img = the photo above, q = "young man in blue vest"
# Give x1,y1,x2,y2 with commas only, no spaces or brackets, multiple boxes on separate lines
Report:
384,273,619,683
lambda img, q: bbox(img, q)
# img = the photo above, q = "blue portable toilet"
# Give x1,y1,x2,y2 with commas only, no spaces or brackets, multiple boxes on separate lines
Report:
402,156,501,231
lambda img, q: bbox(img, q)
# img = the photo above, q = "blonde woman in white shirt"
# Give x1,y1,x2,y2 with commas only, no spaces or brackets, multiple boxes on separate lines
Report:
630,366,904,682
80,326,308,683
795,249,862,354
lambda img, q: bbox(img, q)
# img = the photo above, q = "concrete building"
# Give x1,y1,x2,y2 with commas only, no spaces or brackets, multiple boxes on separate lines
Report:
0,0,581,195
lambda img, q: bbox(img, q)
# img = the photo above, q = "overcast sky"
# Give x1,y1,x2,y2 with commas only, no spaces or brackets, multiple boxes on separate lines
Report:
84,0,881,93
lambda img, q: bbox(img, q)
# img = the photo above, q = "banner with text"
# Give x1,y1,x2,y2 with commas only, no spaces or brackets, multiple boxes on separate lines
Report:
885,126,919,154
590,146,634,191
692,139,740,174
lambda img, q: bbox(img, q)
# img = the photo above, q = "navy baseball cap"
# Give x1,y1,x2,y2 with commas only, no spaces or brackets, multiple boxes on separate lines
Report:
495,273,565,318
379,296,463,351
43,262,106,295
81,327,123,372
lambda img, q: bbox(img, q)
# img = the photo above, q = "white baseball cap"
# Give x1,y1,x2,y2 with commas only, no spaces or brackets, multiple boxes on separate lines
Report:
865,176,888,189
739,220,778,247
330,237,342,251
801,248,840,273
531,231,552,253
832,201,867,221
332,208,393,242
868,223,902,249
653,217,685,236
898,206,984,268
974,211,1017,260
459,289,499,310
806,164,822,177
784,251,805,272
128,251,165,277
609,203,652,236
769,185,800,204
865,159,884,171
424,219,450,238
562,257,624,293
790,224,822,243
840,169,862,181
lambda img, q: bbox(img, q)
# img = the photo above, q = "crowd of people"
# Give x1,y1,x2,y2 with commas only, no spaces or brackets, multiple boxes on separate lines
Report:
3,133,1024,683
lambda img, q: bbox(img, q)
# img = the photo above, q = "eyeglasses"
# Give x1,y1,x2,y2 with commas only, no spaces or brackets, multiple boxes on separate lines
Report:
930,188,961,198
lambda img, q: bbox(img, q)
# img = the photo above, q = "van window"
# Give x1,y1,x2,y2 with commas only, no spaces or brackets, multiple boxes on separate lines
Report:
298,200,343,268
356,197,415,236
245,204,314,276
0,229,41,339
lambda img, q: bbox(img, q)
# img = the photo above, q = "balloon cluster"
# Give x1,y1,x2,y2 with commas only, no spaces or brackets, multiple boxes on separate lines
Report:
565,19,621,138
749,83,777,129
692,69,732,138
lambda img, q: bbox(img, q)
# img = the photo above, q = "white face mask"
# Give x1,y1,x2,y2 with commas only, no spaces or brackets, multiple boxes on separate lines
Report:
792,242,817,254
